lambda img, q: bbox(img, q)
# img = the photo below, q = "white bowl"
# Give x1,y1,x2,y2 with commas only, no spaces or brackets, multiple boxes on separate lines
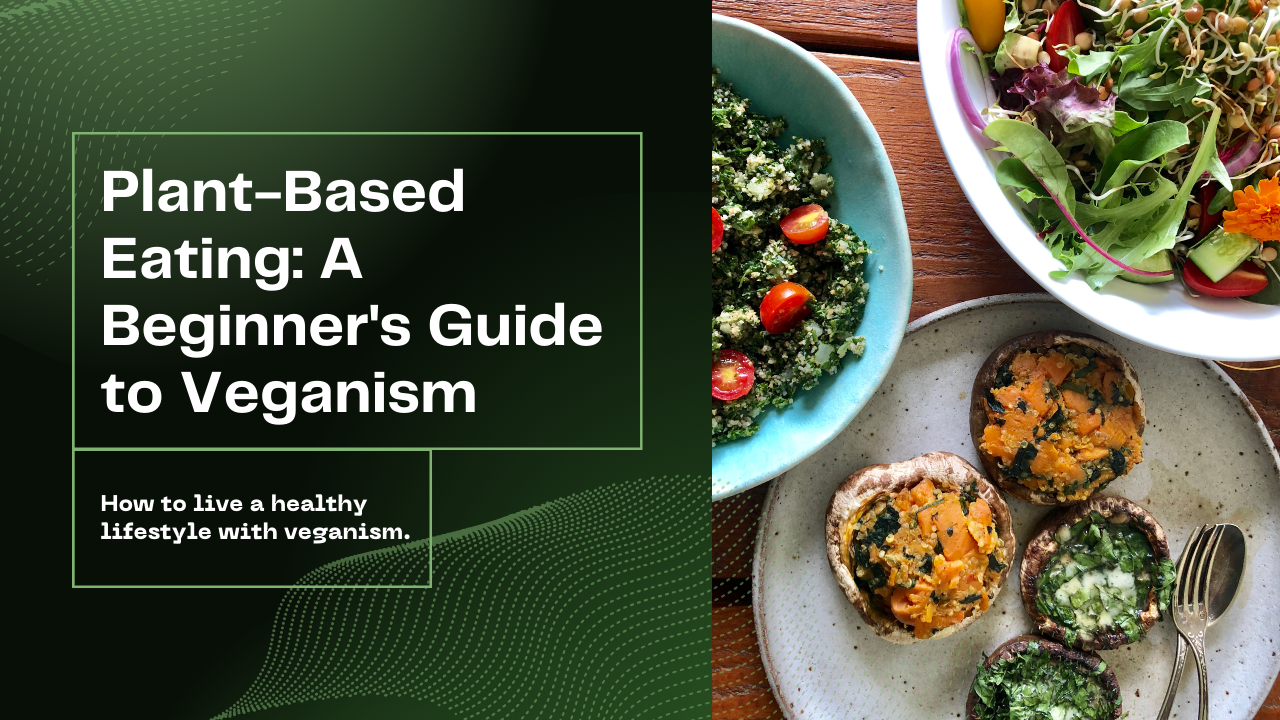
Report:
917,1,1280,361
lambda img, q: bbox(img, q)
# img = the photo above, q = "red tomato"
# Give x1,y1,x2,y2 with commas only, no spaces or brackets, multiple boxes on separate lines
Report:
1183,261,1269,297
712,207,724,251
759,282,815,334
779,204,830,244
712,349,755,401
1044,0,1084,73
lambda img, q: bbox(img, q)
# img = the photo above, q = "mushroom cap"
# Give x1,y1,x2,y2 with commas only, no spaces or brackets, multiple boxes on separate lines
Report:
964,634,1123,720
824,451,1016,644
1019,495,1170,651
969,331,1145,506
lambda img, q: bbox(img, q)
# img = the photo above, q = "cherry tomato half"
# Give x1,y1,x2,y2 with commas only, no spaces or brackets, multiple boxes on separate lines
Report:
779,204,830,245
1183,260,1269,297
759,282,814,334
712,349,755,401
712,207,724,251
1044,0,1084,73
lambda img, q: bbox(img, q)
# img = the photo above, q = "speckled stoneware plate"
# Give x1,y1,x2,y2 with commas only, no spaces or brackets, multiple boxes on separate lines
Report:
711,15,913,500
754,294,1280,720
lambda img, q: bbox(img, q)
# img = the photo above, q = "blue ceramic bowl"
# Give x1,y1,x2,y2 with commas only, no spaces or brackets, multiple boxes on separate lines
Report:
711,15,912,499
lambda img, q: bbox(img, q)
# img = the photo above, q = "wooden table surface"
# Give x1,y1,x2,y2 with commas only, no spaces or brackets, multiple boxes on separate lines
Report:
710,3,1280,718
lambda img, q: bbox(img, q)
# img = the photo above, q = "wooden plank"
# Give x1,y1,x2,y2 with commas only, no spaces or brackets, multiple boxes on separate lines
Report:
811,53,1043,319
713,0,917,55
711,606,779,719
709,51,1280,720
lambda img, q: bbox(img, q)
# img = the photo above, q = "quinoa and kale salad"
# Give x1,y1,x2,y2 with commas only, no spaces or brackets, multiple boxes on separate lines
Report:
711,68,872,446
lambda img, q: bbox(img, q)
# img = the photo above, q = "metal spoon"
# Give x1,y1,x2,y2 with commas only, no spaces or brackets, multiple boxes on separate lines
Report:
1156,523,1246,720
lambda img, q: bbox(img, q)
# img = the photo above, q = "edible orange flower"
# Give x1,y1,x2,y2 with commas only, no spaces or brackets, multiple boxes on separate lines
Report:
1223,176,1280,241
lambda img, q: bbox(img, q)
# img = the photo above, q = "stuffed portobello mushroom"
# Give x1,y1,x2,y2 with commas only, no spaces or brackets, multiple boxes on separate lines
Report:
1021,495,1174,651
970,331,1145,505
966,635,1122,720
826,451,1015,643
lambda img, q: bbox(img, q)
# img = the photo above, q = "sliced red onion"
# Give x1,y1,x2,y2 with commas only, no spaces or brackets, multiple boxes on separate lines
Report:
1202,136,1264,182
1036,176,1174,276
1223,136,1264,177
951,28,988,130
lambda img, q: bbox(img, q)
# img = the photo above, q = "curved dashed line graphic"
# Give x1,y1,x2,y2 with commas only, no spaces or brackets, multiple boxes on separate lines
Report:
216,475,706,719
2,0,283,285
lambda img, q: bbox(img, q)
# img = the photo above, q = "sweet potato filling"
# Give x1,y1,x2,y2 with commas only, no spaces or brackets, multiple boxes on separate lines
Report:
979,345,1142,502
846,478,1008,639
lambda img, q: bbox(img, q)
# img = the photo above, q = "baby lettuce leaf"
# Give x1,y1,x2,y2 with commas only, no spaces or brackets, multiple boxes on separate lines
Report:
1096,107,1224,285
984,118,1075,214
1204,150,1232,192
1112,110,1147,136
1075,176,1177,225
996,158,1051,203
1117,73,1211,112
1065,49,1116,82
1091,120,1189,194
1116,31,1163,75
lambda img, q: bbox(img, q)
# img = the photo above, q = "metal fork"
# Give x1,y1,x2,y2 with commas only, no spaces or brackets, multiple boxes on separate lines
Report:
1171,524,1226,720
1156,525,1206,720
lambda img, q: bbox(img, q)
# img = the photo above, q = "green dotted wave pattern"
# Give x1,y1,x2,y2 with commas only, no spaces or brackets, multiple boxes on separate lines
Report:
216,475,708,719
1,0,282,285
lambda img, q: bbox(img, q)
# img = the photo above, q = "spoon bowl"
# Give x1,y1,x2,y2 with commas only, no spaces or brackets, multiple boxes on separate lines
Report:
1206,523,1246,624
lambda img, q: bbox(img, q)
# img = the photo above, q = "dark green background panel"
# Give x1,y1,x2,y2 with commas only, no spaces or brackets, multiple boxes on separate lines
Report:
6,0,705,716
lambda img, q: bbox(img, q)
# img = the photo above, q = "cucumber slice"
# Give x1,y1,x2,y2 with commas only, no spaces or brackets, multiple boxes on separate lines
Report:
1119,250,1175,284
1188,227,1260,282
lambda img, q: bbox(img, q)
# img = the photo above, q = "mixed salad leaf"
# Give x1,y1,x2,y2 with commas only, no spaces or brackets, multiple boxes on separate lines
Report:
959,0,1280,302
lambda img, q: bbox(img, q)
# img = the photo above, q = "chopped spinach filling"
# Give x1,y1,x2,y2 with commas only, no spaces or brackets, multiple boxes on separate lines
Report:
971,641,1119,720
1035,513,1175,646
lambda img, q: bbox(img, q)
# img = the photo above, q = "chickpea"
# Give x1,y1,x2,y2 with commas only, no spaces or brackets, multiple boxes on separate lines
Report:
1185,3,1204,23
1271,124,1280,140
1230,16,1250,34
1262,246,1280,262
1228,112,1246,129
1248,0,1263,14
1028,31,1041,41
1099,86,1110,100
1074,159,1092,170
1039,51,1052,64
1213,12,1231,33
1123,28,1135,39
1248,77,1263,91
1189,205,1203,218
1268,68,1277,85
1133,8,1150,23
1022,0,1039,12
1103,76,1114,90
1113,0,1131,10
1076,31,1094,51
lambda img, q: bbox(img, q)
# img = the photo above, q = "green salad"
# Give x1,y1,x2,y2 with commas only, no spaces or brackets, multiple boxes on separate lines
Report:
1035,511,1175,646
711,69,871,446
957,0,1280,302
971,641,1121,720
